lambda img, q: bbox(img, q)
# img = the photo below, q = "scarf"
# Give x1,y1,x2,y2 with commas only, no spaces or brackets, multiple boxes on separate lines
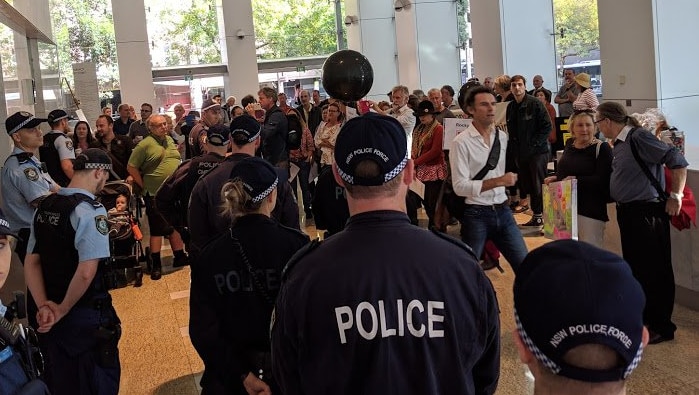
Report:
412,120,438,159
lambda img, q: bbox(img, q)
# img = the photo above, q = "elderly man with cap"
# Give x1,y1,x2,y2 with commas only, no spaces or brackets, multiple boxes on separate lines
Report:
156,123,230,254
513,240,648,395
41,109,76,187
188,115,300,267
190,156,309,395
24,148,122,395
189,98,223,158
1,111,59,263
271,114,500,394
127,114,188,280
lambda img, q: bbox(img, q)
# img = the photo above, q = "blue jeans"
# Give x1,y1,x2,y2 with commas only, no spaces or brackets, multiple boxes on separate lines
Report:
460,203,528,273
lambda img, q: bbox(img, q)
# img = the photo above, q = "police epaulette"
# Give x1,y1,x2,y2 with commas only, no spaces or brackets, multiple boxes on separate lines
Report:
278,223,310,240
430,229,477,260
281,238,322,282
74,193,104,209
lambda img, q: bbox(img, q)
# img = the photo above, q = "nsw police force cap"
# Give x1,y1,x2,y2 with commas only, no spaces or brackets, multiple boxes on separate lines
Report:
72,148,113,171
229,157,278,204
5,111,47,136
513,240,646,383
47,109,72,123
0,208,19,239
229,114,261,144
334,113,408,186
206,124,231,146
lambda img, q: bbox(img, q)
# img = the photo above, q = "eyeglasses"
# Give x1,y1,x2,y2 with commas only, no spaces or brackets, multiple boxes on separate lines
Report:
594,118,606,124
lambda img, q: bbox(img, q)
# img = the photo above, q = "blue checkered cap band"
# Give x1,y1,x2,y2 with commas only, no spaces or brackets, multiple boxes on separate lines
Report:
515,308,645,381
515,309,562,374
249,177,278,203
231,128,260,142
84,163,112,170
9,115,36,135
0,218,9,228
338,151,409,185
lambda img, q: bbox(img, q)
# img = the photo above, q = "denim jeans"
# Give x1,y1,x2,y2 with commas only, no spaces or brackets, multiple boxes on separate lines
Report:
460,203,528,273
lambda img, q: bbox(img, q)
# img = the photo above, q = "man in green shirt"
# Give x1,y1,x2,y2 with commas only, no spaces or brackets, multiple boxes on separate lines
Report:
127,114,188,280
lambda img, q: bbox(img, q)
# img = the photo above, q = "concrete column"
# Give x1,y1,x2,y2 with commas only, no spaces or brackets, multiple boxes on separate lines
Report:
220,0,260,100
394,0,461,93
111,0,156,109
598,0,699,148
344,0,397,101
0,50,10,163
27,38,46,117
470,0,557,94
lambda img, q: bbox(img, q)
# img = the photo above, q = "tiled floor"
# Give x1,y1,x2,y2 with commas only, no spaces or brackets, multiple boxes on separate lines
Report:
3,211,699,394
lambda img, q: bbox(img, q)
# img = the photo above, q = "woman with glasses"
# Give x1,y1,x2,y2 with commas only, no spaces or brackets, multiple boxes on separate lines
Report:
314,102,344,168
544,110,612,247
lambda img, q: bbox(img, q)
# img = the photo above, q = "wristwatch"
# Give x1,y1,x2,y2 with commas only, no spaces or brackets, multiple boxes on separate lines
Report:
669,192,684,201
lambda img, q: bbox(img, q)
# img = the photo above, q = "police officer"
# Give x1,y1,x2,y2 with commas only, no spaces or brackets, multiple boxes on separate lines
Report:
188,115,300,267
311,164,349,237
41,109,76,187
271,114,501,394
24,149,121,395
190,157,309,395
1,111,59,262
156,123,230,254
189,99,223,158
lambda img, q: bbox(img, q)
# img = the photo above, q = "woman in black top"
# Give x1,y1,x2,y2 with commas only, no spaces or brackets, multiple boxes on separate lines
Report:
189,157,310,395
544,110,612,247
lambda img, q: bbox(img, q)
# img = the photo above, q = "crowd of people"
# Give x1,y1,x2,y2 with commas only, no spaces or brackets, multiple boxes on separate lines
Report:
0,67,689,394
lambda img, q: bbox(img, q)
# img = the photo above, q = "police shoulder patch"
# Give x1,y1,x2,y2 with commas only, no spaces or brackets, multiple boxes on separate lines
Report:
65,139,74,150
95,215,109,235
24,167,39,181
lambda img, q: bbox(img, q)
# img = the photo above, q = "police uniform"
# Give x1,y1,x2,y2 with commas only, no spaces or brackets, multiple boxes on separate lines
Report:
310,165,349,236
28,187,121,395
190,214,309,394
188,153,300,261
0,147,56,260
156,151,226,244
271,114,501,395
39,130,75,187
189,157,310,394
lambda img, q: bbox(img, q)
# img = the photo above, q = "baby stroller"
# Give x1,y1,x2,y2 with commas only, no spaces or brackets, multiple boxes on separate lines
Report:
97,181,147,287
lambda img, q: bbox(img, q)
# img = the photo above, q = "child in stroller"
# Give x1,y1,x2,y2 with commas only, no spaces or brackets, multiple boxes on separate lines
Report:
98,182,145,287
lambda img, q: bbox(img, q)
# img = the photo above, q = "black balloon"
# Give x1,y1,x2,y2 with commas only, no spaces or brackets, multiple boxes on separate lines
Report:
321,50,374,101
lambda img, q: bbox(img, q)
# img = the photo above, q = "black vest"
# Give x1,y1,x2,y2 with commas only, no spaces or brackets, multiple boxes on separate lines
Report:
33,193,107,304
39,132,70,187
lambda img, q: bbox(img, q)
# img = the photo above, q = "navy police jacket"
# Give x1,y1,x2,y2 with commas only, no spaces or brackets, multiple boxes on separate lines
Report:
271,210,500,395
188,153,300,262
190,214,309,394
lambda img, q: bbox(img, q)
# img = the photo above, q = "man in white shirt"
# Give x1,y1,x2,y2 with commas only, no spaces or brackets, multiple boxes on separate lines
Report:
450,85,529,272
370,85,416,156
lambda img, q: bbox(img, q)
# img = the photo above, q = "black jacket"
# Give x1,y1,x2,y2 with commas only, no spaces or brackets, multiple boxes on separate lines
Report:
506,94,552,159
261,105,288,164
190,214,309,394
272,211,500,395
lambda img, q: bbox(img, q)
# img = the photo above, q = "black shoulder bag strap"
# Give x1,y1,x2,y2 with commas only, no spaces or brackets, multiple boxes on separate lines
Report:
627,129,668,201
472,128,501,181
231,235,276,307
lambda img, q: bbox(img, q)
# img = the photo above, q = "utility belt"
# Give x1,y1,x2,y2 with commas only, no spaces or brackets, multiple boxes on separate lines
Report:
74,295,113,310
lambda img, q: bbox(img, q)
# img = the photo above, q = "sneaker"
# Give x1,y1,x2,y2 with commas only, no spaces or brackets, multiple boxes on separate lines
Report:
518,216,543,229
173,253,190,268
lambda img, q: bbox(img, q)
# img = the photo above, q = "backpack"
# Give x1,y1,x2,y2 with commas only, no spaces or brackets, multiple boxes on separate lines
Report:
286,108,303,151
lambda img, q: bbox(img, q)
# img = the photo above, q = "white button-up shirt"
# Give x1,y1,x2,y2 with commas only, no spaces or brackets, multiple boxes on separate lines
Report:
450,124,509,206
